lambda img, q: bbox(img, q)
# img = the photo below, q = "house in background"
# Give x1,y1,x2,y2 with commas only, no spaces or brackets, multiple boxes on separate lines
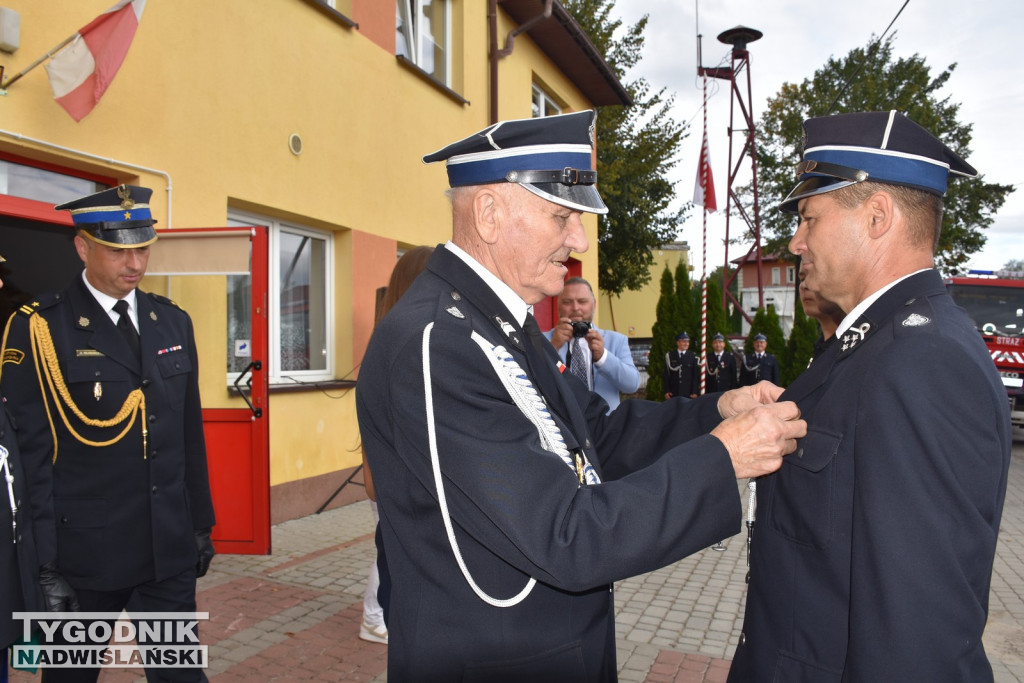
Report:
0,0,629,547
732,252,798,337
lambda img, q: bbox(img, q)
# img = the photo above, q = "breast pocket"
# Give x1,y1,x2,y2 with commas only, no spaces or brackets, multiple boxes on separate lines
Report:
155,352,192,411
67,356,133,414
765,428,842,549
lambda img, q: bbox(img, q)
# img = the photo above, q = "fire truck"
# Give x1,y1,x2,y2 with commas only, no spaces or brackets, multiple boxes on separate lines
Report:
944,270,1024,430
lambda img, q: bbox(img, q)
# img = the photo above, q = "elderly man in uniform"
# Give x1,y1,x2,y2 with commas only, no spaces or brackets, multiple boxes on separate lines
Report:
664,331,699,399
739,333,779,387
1,185,216,683
544,276,641,412
356,110,805,682
728,111,1011,682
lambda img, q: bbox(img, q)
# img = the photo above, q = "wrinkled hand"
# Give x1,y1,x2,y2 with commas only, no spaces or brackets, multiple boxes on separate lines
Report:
195,528,216,578
39,562,80,612
717,381,785,418
711,401,805,479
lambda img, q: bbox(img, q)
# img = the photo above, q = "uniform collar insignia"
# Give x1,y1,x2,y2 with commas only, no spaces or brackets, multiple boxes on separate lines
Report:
493,315,521,347
902,312,930,327
840,320,872,353
445,305,465,319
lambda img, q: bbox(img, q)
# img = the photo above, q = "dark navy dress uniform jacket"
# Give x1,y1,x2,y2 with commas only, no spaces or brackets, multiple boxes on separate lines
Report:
728,270,1011,682
357,247,743,682
1,275,215,592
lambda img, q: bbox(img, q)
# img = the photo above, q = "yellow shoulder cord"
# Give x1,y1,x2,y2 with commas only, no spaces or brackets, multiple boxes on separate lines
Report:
27,314,147,464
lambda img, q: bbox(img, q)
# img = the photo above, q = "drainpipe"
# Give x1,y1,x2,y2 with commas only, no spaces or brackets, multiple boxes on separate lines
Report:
0,128,173,227
488,0,554,124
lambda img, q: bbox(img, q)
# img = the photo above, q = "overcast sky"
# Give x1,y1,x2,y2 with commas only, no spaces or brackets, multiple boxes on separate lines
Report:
608,0,1024,275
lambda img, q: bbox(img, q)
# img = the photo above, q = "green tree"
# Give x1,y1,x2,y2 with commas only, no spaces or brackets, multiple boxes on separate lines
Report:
750,35,1013,273
1004,259,1024,272
563,0,689,296
784,294,818,385
674,260,696,340
698,277,732,359
646,265,677,401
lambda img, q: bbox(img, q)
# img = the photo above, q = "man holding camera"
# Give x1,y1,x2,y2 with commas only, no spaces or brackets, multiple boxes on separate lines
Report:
545,276,640,412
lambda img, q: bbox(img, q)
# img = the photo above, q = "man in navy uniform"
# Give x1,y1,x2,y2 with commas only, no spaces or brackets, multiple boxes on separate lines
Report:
0,253,45,679
664,331,699,399
739,333,779,387
705,332,737,393
728,111,1011,682
1,185,216,682
357,110,806,682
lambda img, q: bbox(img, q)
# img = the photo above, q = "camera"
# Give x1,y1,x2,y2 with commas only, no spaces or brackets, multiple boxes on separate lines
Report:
571,321,592,338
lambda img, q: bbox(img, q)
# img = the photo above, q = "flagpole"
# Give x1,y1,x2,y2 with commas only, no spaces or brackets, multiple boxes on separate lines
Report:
700,74,709,396
0,33,77,90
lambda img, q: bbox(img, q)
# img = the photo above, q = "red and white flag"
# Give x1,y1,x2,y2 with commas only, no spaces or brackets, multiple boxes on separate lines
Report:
44,0,146,122
693,131,718,213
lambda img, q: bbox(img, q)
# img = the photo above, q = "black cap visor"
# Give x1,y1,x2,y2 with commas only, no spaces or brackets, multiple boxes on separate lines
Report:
521,182,608,214
779,176,855,214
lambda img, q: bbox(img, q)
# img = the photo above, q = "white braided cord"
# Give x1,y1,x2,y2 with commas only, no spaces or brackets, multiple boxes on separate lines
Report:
422,323,536,607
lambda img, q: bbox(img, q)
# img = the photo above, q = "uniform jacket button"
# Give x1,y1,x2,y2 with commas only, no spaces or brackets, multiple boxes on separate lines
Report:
148,413,156,422
141,378,151,388
60,515,69,525
151,485,158,494
739,632,746,645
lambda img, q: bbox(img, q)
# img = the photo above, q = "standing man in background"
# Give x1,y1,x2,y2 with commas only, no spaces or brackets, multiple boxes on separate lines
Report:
545,276,640,411
664,331,699,399
705,332,737,393
1,185,216,683
739,333,780,387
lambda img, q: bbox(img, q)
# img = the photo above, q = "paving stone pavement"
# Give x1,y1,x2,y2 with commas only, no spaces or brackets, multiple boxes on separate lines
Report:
10,439,1024,681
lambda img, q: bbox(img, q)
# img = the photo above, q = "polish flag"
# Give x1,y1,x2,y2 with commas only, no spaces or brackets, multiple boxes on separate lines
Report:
44,0,146,122
693,130,718,213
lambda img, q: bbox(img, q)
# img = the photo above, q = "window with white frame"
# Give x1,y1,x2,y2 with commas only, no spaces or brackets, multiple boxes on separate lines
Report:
228,212,334,384
532,84,562,118
396,0,451,85
787,265,796,284
771,267,781,286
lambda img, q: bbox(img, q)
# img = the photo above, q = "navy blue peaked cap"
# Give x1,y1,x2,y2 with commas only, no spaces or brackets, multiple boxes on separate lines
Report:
56,184,158,247
676,331,690,340
780,110,977,213
422,110,608,214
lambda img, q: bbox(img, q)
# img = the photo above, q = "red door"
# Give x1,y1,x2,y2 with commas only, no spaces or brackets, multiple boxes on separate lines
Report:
151,227,271,554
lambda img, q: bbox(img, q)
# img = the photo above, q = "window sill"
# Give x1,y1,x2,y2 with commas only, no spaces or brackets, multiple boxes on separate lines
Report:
269,378,357,394
298,0,357,29
396,55,470,106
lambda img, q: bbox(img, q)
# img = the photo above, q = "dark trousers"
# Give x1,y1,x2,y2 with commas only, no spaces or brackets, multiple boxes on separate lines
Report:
41,567,206,683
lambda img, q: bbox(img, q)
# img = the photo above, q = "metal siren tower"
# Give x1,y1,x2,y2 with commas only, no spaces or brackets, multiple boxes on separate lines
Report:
698,25,765,320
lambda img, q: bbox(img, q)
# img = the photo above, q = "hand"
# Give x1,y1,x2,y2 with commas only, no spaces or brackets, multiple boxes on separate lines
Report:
585,328,605,361
39,562,80,612
549,318,574,349
717,381,785,418
664,392,673,400
195,528,216,578
711,401,806,479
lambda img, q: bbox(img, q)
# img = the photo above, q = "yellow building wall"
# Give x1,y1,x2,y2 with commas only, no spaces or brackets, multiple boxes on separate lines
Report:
599,244,692,338
0,0,607,507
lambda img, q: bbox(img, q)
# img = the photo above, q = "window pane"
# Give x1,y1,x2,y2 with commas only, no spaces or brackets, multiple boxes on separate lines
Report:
279,231,327,372
395,0,411,59
0,160,104,205
421,0,447,81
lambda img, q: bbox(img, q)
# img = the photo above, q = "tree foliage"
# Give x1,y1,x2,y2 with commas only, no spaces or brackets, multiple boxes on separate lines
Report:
564,0,689,296
646,265,678,401
749,35,1014,273
783,294,819,385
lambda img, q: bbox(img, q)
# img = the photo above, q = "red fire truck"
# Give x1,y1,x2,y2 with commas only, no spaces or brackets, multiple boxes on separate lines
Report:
944,270,1024,430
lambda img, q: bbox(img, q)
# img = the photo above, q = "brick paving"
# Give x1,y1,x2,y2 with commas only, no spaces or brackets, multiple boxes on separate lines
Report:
9,438,1024,681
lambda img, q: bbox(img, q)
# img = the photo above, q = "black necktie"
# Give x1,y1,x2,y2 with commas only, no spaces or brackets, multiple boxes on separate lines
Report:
113,299,141,361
